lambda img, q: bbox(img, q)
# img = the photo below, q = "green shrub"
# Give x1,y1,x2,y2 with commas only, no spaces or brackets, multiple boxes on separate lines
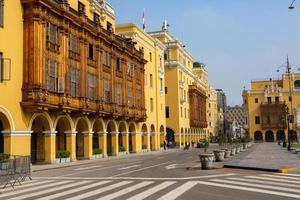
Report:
119,146,126,152
142,145,147,150
56,150,70,158
0,153,10,161
160,144,164,148
93,149,102,155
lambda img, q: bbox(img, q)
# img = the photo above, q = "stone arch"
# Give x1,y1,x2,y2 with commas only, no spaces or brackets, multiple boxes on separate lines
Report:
150,124,155,150
159,125,165,146
128,123,137,153
0,107,13,154
141,123,147,151
30,113,52,163
106,120,118,156
92,119,105,154
75,117,90,159
74,117,91,132
265,130,274,142
166,127,175,147
118,121,127,150
54,115,73,154
254,131,263,142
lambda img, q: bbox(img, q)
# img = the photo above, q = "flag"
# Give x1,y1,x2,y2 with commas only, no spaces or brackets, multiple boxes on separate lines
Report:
142,9,146,31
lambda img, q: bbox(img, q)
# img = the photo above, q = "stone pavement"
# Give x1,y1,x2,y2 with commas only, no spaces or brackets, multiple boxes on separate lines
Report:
224,143,300,172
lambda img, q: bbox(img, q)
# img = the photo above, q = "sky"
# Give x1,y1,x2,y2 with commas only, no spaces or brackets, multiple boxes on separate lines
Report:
109,0,300,106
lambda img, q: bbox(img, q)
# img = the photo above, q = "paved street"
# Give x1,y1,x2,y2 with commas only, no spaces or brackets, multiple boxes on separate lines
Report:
0,146,299,200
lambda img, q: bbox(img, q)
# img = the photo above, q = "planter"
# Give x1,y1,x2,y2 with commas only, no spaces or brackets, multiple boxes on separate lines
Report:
230,148,236,155
213,150,226,162
239,145,243,152
55,157,71,164
236,146,240,153
118,151,127,156
91,154,103,160
142,149,148,153
199,154,214,169
224,149,231,158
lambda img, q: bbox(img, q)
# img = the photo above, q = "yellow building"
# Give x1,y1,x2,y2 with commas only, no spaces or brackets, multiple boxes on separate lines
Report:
207,86,219,138
243,72,300,142
116,23,166,151
149,24,208,147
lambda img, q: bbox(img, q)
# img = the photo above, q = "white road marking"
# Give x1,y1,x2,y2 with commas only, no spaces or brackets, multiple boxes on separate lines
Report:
0,180,72,198
61,162,141,177
36,181,112,200
157,181,198,200
228,177,300,188
9,180,91,200
33,173,236,181
0,180,48,193
275,173,300,177
261,174,300,180
196,180,300,199
165,164,177,170
210,179,300,193
96,181,154,200
74,165,103,171
110,161,174,177
117,165,141,170
246,175,300,184
127,181,176,200
64,181,132,200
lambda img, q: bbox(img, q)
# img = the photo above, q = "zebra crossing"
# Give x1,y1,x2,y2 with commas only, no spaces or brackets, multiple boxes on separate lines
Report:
1,173,300,199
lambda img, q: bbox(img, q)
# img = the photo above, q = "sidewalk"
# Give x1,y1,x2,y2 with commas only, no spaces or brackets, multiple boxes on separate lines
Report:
224,143,300,172
32,148,179,172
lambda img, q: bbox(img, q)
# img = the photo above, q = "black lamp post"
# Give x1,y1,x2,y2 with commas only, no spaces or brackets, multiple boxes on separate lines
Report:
289,0,296,10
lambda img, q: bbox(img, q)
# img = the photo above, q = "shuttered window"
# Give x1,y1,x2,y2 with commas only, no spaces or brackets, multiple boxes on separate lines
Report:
115,83,122,105
0,0,3,27
88,74,96,100
104,79,111,102
70,67,79,97
45,59,59,92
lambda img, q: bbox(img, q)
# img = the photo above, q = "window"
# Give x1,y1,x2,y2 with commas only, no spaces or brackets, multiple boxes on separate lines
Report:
166,106,170,118
115,83,122,105
160,78,163,92
94,13,100,23
150,98,153,112
295,80,300,89
103,51,111,67
184,108,186,118
255,116,260,124
255,98,258,103
0,52,3,82
127,87,132,106
103,79,111,102
88,74,96,100
69,34,79,54
150,74,153,87
46,22,59,45
107,22,113,32
70,67,79,97
45,59,59,92
180,107,183,117
165,87,168,94
136,88,142,107
78,1,85,14
127,63,134,77
164,53,168,61
159,57,162,68
149,52,152,62
0,0,3,27
275,96,280,103
267,97,272,104
116,58,121,72
88,43,95,60
266,115,271,124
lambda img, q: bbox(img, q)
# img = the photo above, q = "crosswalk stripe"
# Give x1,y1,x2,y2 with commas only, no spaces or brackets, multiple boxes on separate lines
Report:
0,180,72,198
210,179,300,193
0,180,52,193
127,181,176,200
157,181,198,200
96,181,154,200
64,181,132,200
8,180,91,200
196,180,300,199
246,176,300,184
36,181,112,200
228,177,300,188
261,174,300,180
275,173,300,177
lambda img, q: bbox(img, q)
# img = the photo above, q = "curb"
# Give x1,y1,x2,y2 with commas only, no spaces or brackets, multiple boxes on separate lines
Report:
224,165,298,173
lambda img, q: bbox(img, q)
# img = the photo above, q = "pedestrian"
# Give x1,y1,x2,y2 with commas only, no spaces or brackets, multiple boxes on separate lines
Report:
163,140,167,151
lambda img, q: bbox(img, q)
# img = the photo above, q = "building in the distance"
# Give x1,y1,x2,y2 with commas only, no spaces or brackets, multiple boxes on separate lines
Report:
243,73,300,142
224,105,247,138
216,89,227,134
207,87,219,137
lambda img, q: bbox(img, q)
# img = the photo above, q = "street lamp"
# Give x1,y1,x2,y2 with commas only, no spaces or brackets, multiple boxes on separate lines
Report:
289,0,296,10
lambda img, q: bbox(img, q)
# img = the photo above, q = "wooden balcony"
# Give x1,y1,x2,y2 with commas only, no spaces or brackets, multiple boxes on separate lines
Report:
260,102,287,130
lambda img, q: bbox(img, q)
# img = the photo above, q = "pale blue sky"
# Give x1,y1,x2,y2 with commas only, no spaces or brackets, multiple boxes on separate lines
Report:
109,0,300,105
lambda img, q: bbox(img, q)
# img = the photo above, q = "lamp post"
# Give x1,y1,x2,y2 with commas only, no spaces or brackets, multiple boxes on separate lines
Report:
289,0,296,10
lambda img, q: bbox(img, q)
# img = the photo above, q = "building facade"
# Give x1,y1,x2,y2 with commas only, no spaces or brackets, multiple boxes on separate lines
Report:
0,0,154,164
148,25,208,146
207,87,219,137
216,89,227,134
243,74,300,142
224,105,247,138
116,23,166,151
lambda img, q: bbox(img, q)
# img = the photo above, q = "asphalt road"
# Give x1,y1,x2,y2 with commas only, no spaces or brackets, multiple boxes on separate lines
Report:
1,147,299,200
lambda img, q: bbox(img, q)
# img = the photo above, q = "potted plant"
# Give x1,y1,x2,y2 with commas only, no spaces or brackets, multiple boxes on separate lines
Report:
199,139,214,169
214,135,226,162
56,150,71,163
92,148,102,159
118,146,127,156
228,136,235,155
0,154,10,170
142,145,147,153
222,135,231,158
